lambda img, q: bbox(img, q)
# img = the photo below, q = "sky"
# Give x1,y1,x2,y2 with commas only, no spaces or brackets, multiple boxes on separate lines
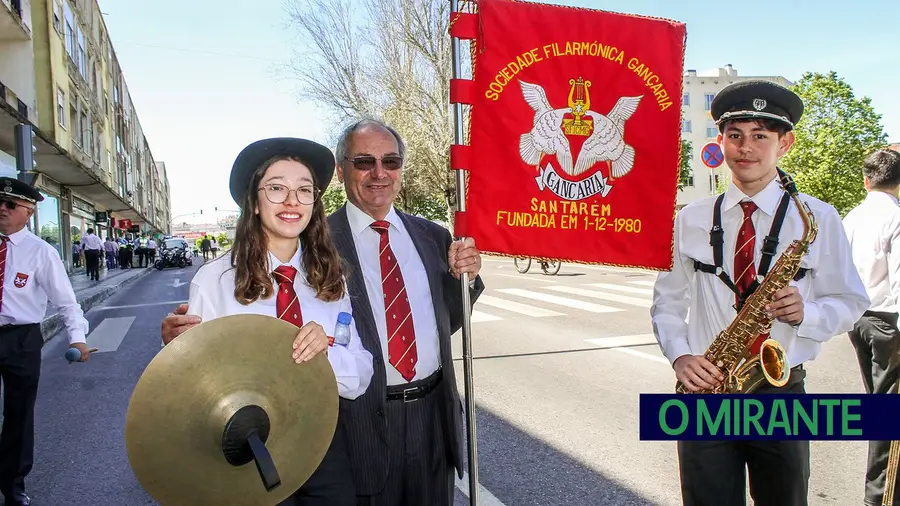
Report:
96,0,900,224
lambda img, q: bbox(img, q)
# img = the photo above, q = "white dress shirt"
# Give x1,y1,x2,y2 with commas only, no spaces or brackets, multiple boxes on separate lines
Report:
186,245,374,400
652,177,870,368
843,191,900,314
80,233,103,250
345,201,441,385
0,227,89,344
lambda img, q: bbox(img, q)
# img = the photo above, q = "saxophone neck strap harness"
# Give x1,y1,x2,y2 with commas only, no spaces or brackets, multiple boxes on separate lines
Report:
693,190,808,311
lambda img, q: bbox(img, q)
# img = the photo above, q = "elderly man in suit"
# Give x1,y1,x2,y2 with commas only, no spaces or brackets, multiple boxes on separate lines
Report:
162,119,484,506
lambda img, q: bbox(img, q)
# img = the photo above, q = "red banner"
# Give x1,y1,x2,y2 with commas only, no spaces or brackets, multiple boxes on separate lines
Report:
465,0,686,270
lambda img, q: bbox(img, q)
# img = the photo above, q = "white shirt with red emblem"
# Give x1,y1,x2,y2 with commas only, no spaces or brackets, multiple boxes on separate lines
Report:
0,227,89,344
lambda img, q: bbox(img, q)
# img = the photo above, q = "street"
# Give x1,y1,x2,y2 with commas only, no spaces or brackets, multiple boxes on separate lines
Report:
23,257,869,505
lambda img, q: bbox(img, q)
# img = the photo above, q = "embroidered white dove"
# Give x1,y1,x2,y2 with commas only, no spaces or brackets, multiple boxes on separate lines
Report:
518,80,643,178
519,81,576,174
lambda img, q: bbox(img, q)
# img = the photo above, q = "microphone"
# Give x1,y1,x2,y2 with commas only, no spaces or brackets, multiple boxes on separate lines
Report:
66,347,99,362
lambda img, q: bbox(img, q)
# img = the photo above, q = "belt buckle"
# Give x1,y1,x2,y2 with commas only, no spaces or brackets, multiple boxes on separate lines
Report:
402,386,418,403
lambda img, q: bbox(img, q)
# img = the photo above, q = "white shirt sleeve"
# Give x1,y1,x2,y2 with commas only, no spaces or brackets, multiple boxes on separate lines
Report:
324,292,374,400
651,211,696,365
888,225,900,324
797,206,870,342
38,246,89,344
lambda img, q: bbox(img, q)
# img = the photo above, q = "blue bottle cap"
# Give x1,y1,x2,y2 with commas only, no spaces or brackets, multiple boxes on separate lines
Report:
337,312,352,325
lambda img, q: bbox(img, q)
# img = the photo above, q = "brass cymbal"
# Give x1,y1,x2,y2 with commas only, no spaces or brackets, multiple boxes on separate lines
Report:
125,314,338,506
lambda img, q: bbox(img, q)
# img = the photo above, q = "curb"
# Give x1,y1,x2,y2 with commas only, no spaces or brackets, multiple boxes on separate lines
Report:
40,268,155,344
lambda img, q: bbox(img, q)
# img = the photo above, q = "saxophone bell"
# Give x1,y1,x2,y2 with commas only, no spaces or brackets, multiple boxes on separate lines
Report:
733,338,791,393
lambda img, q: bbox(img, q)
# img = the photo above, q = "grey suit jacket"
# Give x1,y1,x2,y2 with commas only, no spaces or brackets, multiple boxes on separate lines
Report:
328,205,484,496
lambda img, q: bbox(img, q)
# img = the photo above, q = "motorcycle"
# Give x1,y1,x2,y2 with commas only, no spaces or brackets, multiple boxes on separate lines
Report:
155,247,188,270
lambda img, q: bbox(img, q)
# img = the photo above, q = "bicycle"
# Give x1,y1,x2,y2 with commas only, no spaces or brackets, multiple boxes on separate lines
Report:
513,257,562,275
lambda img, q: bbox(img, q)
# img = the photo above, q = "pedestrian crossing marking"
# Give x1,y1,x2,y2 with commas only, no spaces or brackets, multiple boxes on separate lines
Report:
87,316,136,353
545,286,651,308
472,310,502,323
584,283,652,296
583,334,658,348
476,294,564,317
628,280,655,287
495,288,624,313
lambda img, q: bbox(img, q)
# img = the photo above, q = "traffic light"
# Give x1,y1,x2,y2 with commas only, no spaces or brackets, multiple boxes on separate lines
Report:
14,124,37,183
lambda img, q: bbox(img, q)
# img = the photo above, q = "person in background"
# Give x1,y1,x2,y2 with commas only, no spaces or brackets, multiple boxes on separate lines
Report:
210,237,218,259
842,147,900,506
80,228,103,281
0,178,91,506
146,236,157,266
104,235,118,270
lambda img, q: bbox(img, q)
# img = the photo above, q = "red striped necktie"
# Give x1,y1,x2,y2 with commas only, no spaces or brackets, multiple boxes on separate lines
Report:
273,265,303,329
734,201,768,354
370,220,418,382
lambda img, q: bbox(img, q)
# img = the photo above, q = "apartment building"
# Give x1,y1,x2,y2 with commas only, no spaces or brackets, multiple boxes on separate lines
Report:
678,64,791,207
0,0,170,270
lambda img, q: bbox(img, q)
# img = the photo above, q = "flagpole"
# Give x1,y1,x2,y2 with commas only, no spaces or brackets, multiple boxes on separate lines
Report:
450,0,479,504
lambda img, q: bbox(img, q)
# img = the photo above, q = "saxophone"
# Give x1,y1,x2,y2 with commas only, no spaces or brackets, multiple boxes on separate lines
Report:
675,169,818,394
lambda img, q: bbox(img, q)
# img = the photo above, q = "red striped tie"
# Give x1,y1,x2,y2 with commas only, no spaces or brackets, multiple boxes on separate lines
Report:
734,201,768,354
0,236,7,312
273,265,303,329
370,220,417,381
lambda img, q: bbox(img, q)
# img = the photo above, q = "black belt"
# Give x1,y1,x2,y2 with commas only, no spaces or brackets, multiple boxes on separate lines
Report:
0,322,39,333
386,368,442,402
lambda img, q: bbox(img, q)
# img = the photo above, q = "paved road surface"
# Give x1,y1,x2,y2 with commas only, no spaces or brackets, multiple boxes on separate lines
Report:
20,256,871,505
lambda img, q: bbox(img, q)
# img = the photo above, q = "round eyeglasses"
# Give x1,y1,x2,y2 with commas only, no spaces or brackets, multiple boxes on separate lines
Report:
257,184,321,205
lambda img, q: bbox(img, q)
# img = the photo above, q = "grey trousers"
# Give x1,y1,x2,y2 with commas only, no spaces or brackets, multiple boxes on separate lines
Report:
849,311,900,506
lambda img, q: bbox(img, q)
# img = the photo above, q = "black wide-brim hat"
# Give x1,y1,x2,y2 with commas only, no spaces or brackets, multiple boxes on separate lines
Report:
229,138,335,204
0,177,43,204
712,80,804,131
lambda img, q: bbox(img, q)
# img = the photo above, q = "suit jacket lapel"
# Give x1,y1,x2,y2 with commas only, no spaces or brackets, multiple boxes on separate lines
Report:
331,205,383,363
398,212,451,354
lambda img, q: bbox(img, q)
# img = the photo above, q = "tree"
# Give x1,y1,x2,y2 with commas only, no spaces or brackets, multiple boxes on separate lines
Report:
322,184,347,215
285,0,473,221
781,71,887,216
677,139,693,192
215,232,230,249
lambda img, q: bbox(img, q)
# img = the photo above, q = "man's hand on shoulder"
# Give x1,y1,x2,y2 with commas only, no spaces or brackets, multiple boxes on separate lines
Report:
162,304,201,345
448,238,482,280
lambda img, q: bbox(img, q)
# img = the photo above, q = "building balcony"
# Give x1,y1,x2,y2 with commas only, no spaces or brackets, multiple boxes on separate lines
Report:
0,0,31,41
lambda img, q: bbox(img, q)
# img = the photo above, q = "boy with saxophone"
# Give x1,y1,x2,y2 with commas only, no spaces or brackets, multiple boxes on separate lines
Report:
650,80,870,506
843,147,900,506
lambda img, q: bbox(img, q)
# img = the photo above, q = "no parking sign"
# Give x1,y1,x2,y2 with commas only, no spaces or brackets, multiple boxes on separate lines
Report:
701,142,724,169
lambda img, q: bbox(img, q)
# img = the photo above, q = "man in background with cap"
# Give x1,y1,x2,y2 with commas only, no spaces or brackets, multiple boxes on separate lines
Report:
0,178,91,506
651,80,868,505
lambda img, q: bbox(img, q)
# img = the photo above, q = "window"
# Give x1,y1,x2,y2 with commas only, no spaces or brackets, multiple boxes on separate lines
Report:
53,1,62,34
57,89,66,128
682,120,692,133
70,103,80,147
680,169,694,188
706,120,717,138
63,1,75,59
77,28,87,79
705,93,715,111
682,93,690,106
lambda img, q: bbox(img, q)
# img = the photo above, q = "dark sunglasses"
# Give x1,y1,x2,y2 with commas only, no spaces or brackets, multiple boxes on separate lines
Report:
0,199,32,211
344,155,403,171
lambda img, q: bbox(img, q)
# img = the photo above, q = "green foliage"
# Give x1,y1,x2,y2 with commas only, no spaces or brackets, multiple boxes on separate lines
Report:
322,184,347,215
401,193,449,222
215,232,229,248
781,71,887,215
677,139,693,192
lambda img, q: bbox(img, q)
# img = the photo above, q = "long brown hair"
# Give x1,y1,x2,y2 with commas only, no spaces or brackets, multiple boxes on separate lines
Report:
231,155,345,305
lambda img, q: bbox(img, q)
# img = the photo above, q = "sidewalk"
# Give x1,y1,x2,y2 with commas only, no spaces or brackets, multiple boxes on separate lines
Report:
40,265,154,343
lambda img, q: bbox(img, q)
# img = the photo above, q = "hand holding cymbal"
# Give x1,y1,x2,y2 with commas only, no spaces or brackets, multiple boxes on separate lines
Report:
125,314,338,506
